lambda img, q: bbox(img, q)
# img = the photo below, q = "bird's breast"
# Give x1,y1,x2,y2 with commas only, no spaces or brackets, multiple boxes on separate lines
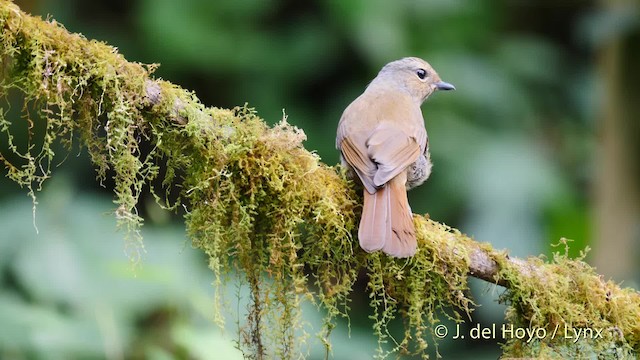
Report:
406,152,432,190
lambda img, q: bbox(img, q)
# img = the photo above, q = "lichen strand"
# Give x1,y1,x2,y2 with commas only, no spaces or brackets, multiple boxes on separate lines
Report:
496,240,640,359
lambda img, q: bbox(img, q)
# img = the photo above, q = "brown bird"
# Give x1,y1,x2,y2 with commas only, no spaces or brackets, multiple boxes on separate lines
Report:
336,57,455,257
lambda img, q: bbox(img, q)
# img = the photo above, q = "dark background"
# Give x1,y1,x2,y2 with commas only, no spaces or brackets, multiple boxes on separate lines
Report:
1,0,639,358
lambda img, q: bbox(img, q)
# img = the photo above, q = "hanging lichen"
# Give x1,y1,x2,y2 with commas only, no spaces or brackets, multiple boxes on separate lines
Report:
0,1,638,359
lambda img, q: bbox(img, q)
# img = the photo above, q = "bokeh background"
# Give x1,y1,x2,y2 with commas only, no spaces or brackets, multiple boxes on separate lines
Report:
1,0,639,358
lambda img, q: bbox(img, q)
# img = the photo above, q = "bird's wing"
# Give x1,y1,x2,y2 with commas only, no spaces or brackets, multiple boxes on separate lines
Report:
340,135,378,193
337,91,425,193
367,123,421,187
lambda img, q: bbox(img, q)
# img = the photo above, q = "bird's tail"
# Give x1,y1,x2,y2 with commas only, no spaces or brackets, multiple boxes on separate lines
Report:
358,172,417,257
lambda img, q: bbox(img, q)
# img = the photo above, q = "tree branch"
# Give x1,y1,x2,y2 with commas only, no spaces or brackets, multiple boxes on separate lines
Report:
1,1,638,358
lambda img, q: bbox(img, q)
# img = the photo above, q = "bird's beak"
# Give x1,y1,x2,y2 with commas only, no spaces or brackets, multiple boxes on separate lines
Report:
435,81,455,91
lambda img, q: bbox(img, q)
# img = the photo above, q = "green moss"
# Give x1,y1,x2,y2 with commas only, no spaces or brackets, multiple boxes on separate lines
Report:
1,2,638,359
367,217,474,358
0,1,155,261
181,108,364,357
495,239,639,358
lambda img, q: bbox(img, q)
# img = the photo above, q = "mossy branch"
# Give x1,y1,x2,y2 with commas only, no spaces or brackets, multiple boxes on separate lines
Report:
1,1,638,358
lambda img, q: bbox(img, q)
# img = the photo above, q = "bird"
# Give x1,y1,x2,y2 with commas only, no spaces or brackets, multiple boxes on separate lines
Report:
336,57,455,257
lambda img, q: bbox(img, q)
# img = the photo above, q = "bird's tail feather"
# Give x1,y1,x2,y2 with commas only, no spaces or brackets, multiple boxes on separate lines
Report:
358,187,390,252
383,172,417,257
358,172,417,257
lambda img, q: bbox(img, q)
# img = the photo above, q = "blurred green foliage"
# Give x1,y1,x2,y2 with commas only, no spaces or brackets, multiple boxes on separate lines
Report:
0,176,244,359
1,0,638,358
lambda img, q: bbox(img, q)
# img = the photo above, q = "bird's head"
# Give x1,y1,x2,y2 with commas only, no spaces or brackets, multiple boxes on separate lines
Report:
376,57,455,103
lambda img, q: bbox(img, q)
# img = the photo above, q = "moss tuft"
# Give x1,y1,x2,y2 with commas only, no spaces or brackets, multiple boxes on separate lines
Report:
496,239,639,358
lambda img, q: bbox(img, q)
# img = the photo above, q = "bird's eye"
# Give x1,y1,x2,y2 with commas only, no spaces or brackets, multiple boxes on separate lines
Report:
416,69,427,80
